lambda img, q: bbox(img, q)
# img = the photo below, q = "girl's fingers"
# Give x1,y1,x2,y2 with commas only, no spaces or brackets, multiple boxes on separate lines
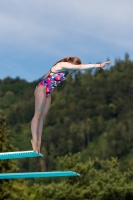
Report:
102,61,110,67
105,61,111,64
97,61,111,69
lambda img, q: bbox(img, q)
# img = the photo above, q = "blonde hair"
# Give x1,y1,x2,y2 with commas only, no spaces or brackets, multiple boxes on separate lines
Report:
53,56,82,66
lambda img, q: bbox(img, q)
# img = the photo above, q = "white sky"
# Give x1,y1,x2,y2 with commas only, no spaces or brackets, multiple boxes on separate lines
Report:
0,0,133,81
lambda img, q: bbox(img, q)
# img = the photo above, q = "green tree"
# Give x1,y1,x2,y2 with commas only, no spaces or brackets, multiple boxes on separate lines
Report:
32,153,133,200
1,57,133,174
0,110,29,200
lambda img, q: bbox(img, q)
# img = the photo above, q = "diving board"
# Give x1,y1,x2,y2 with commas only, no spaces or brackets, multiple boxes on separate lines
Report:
0,151,43,160
0,171,80,179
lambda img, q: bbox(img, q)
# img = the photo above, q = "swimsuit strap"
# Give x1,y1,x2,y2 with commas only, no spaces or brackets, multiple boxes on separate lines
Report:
50,68,55,73
50,68,69,74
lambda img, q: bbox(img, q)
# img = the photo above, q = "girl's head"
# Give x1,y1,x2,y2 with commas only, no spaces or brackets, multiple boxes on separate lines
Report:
53,56,82,66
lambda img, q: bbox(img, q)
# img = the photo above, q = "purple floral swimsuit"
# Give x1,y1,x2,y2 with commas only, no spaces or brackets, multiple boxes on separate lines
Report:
36,69,69,97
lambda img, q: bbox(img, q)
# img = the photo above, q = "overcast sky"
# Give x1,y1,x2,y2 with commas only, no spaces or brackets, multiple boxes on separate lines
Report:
0,0,133,82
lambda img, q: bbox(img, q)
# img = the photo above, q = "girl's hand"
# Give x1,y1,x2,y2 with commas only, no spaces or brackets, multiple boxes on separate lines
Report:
99,61,111,70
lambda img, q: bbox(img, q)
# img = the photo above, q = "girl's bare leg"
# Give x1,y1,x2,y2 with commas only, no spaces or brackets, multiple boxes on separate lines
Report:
31,87,46,152
37,95,51,152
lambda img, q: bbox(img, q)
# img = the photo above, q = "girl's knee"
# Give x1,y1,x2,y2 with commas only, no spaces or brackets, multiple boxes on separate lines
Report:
34,112,42,119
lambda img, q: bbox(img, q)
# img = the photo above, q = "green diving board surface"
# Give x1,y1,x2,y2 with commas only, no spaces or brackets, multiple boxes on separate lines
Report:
0,151,43,160
0,171,80,179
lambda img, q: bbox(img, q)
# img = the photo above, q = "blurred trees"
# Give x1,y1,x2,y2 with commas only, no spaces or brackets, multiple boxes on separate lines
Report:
0,56,133,172
1,55,133,199
0,110,29,200
32,153,133,200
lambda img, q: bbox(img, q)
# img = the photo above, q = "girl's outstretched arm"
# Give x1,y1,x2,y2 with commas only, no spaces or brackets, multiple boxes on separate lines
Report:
54,61,110,72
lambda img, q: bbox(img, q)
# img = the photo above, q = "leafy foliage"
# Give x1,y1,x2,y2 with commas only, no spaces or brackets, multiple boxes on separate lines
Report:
1,55,133,199
0,55,133,172
32,153,133,200
0,110,29,200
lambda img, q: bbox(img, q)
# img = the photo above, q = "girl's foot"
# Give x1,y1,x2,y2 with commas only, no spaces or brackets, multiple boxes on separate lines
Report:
31,139,39,153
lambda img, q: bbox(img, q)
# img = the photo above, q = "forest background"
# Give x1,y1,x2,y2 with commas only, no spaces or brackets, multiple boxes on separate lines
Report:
1,54,133,199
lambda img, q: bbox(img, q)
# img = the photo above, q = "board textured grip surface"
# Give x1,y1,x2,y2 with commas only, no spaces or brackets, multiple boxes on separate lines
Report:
0,151,43,160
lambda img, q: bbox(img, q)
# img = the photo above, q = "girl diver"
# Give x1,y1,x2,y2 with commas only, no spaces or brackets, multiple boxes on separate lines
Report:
31,57,110,152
